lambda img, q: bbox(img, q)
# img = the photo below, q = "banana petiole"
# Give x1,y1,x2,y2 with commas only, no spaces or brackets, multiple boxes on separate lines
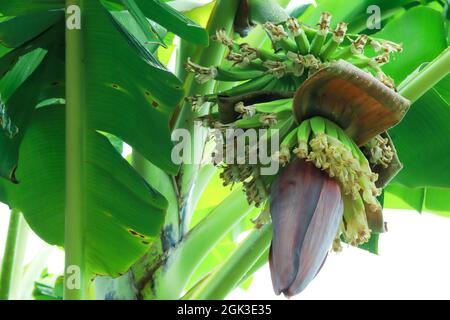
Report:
294,120,311,158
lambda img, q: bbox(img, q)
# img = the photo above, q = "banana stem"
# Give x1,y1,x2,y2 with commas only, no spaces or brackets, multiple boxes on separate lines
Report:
399,47,450,103
175,0,240,237
187,223,272,300
65,0,87,300
8,214,28,300
0,209,21,300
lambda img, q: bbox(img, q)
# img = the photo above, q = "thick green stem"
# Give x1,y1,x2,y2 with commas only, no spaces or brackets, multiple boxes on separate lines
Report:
238,246,270,286
8,215,28,300
187,223,272,300
248,0,290,25
152,189,253,299
348,7,405,34
65,0,86,300
399,47,450,103
131,151,179,246
0,209,21,300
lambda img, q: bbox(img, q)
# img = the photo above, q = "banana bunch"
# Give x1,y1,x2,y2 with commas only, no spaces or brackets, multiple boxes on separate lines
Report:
186,12,402,98
185,12,411,296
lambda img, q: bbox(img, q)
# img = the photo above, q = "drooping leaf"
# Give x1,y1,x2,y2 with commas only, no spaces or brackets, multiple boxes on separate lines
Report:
0,48,47,101
0,1,64,16
368,6,450,216
0,44,64,181
85,1,183,175
111,11,167,54
0,0,184,276
5,105,168,276
133,0,209,46
183,0,216,28
108,0,209,45
0,10,63,48
374,6,447,83
385,185,450,217
122,0,166,47
168,0,215,13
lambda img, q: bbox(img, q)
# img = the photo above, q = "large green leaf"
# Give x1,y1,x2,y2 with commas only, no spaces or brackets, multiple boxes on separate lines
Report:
85,1,183,175
107,0,209,45
0,0,184,276
371,7,450,214
111,11,167,54
0,49,47,102
0,12,63,84
122,0,166,47
5,105,168,276
0,175,6,203
1,2,184,178
0,44,64,181
0,10,63,48
385,185,450,217
0,1,64,16
374,6,447,83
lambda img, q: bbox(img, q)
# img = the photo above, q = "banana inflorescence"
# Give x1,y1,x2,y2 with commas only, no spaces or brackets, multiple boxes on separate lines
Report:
185,12,409,296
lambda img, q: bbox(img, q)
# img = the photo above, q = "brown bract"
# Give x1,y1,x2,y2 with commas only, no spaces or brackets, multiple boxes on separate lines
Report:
269,158,343,297
293,60,410,146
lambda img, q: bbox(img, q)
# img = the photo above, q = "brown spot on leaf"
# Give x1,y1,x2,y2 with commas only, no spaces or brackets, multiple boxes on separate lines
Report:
128,229,138,236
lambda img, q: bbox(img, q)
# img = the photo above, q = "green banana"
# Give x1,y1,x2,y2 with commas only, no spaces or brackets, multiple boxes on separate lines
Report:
254,99,292,114
220,74,274,97
215,67,266,82
309,116,326,135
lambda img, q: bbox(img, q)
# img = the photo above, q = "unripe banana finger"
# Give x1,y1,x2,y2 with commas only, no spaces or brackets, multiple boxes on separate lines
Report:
309,116,326,135
215,67,265,82
220,74,274,96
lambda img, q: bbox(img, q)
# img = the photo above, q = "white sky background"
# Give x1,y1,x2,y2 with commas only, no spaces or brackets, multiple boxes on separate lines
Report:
2,204,450,299
229,209,450,300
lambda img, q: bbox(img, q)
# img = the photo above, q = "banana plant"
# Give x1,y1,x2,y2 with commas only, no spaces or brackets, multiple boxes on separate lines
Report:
0,0,449,300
